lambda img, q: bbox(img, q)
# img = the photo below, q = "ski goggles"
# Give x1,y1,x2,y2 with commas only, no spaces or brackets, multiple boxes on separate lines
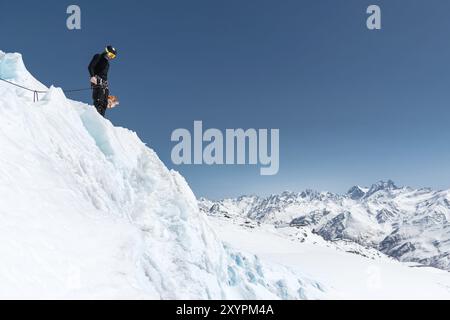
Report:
106,51,116,59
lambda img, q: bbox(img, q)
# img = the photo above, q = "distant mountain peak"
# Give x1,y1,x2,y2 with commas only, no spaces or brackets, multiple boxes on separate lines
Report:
364,180,399,197
347,180,399,200
373,179,398,189
346,185,368,200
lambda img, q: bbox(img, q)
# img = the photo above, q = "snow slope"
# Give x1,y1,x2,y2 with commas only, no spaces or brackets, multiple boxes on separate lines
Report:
208,216,450,299
0,51,326,300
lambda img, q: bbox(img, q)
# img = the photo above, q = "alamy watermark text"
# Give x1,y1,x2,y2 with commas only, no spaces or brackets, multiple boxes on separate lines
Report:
171,121,279,176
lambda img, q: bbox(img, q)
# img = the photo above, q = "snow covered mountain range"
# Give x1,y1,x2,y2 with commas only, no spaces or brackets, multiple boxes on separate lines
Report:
199,180,450,271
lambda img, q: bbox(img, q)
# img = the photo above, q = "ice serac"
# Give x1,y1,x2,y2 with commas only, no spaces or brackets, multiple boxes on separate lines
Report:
0,51,326,299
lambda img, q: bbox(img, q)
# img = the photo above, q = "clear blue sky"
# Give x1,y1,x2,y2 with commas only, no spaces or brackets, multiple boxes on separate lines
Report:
2,0,450,199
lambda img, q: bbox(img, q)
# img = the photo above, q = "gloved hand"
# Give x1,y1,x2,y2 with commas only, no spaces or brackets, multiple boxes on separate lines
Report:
90,76,98,85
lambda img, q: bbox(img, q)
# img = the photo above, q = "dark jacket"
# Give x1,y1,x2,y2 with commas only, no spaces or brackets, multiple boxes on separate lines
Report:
88,53,110,81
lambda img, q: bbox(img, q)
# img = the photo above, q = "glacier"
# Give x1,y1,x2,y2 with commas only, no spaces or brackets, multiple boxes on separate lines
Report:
0,51,327,300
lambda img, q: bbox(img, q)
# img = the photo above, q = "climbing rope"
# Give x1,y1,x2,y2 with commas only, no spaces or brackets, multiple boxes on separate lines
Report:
0,77,92,102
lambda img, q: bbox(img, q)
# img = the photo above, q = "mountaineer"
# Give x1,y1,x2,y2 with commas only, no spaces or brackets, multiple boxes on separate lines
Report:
88,46,117,117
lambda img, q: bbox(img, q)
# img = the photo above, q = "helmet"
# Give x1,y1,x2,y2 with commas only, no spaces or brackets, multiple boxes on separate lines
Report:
105,45,117,59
